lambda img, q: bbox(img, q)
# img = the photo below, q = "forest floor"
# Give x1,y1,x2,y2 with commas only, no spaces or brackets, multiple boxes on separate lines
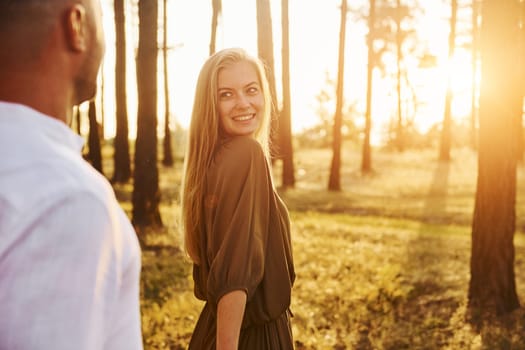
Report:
105,143,525,349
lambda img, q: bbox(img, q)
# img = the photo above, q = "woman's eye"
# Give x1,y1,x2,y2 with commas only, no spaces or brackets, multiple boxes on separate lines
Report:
247,87,259,94
219,91,232,99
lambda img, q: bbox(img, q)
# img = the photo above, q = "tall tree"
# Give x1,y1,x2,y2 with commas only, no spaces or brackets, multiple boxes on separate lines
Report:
87,100,103,174
133,0,162,227
371,0,420,149
328,0,348,191
280,0,295,187
438,0,458,161
162,0,173,167
470,0,480,150
468,0,522,316
394,0,404,151
112,0,131,183
361,0,376,173
74,105,81,135
210,0,222,55
256,0,280,159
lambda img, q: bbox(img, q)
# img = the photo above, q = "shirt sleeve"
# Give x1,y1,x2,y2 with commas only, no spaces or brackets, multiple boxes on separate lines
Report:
0,192,126,350
205,137,272,305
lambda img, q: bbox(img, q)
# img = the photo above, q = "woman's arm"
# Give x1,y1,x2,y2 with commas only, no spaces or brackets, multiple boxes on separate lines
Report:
216,290,247,350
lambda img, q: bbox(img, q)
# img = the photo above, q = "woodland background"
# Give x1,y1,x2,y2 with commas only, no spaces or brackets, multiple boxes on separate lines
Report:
77,0,525,348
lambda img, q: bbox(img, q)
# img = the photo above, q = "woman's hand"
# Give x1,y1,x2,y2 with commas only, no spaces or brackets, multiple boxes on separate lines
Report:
216,290,247,350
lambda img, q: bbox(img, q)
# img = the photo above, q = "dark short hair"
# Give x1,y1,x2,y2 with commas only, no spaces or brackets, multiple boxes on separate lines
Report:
0,1,69,32
0,0,67,60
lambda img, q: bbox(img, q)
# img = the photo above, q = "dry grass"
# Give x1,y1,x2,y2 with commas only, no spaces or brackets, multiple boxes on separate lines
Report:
104,142,525,349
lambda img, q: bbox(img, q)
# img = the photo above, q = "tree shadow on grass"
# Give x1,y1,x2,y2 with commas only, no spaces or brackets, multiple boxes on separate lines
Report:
342,158,465,349
395,160,525,349
420,161,450,223
389,160,465,348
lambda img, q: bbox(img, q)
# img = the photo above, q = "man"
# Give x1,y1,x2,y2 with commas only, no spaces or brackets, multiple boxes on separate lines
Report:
0,1,143,349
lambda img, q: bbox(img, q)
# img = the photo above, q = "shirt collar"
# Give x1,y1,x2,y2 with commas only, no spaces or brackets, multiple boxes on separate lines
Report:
0,101,85,153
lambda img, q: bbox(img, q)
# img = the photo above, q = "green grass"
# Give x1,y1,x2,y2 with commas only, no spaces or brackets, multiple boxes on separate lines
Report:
289,212,525,349
108,143,525,349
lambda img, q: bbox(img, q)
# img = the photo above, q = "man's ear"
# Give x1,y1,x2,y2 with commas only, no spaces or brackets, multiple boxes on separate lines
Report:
65,4,87,52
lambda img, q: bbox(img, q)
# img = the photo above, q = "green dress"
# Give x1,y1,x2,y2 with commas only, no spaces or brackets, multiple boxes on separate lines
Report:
188,136,295,349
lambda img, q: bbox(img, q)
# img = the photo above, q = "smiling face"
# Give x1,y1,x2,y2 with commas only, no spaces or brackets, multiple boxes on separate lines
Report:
217,60,264,138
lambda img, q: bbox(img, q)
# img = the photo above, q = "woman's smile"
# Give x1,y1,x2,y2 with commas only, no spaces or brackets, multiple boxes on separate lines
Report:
217,60,264,137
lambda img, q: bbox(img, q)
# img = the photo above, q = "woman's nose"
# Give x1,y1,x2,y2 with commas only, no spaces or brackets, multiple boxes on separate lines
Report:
235,93,250,108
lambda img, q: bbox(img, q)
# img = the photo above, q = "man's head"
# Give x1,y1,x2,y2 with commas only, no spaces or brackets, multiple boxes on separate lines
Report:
0,0,105,121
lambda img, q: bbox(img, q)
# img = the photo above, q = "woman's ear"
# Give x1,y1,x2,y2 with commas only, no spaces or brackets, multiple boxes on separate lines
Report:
64,4,87,52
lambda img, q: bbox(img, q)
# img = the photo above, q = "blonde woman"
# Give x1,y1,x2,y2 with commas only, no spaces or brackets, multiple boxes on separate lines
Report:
181,48,295,349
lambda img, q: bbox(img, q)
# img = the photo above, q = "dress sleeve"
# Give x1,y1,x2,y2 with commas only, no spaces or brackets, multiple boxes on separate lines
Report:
204,137,271,305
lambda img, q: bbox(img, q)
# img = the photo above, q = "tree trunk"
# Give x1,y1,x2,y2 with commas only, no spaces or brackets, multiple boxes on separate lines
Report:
133,0,162,227
468,0,521,316
162,0,173,167
470,0,479,150
87,100,103,174
328,0,347,191
112,0,131,183
210,0,221,55
74,105,81,135
439,0,457,161
280,0,295,188
395,0,404,152
256,0,280,160
362,0,376,174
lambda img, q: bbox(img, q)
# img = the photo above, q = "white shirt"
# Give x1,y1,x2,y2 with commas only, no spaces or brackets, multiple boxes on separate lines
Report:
0,102,143,350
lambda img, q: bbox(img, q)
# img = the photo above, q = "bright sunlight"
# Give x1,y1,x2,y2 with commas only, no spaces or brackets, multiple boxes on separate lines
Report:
97,0,475,145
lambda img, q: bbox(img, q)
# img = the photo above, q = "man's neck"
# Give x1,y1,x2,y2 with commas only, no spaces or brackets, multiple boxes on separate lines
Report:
0,70,72,124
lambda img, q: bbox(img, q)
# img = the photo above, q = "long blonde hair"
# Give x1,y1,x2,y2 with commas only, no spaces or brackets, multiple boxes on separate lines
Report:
181,48,273,264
